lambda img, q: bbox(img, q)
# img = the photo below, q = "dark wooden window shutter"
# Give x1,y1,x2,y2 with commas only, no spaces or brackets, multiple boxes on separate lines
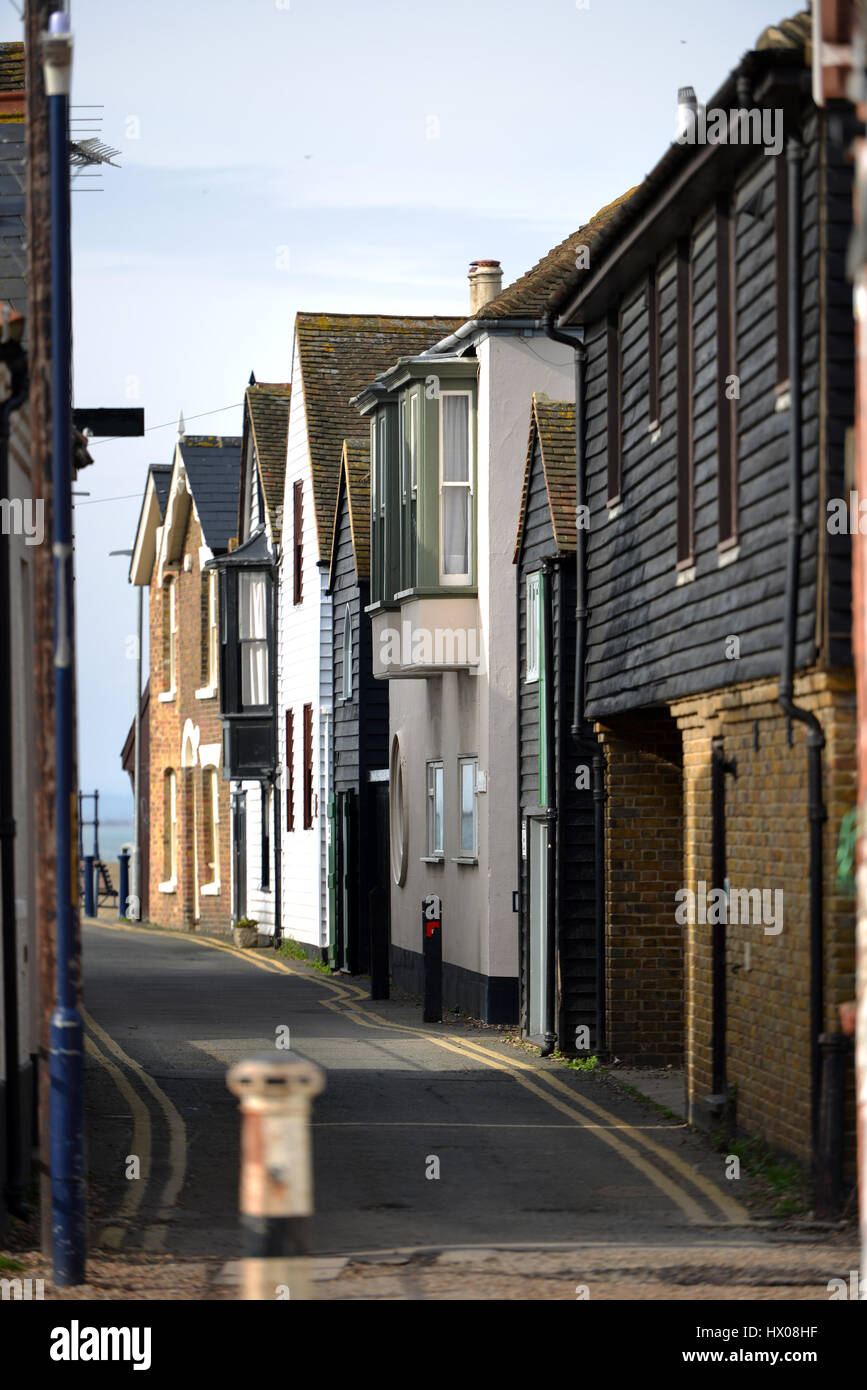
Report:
302,703,313,829
647,266,660,427
293,481,303,605
676,236,694,566
606,310,622,504
716,196,738,546
775,155,789,389
285,709,295,832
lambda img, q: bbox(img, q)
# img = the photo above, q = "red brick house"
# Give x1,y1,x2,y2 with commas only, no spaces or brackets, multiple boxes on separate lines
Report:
129,433,241,930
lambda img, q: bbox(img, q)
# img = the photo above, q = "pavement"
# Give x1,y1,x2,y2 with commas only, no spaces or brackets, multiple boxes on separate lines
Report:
3,919,857,1301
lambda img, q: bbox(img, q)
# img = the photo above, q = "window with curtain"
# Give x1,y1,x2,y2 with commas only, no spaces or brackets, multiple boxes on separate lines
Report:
427,760,444,857
239,571,268,706
458,756,478,857
440,393,471,581
342,606,352,700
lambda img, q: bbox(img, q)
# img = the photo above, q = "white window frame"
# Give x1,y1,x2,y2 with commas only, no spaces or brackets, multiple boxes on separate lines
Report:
342,605,352,700
201,765,221,893
239,571,269,708
426,759,444,859
207,570,218,687
159,576,178,702
438,390,473,586
409,392,418,498
456,755,478,860
526,571,541,682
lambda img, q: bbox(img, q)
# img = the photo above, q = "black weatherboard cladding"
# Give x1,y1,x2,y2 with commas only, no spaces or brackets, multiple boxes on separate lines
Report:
517,436,595,1048
582,114,850,720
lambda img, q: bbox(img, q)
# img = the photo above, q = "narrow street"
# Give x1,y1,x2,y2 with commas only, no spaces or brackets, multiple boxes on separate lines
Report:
76,923,858,1300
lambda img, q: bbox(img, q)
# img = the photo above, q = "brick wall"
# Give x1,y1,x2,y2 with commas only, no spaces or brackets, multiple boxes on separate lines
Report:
147,507,232,933
597,710,684,1065
671,670,857,1163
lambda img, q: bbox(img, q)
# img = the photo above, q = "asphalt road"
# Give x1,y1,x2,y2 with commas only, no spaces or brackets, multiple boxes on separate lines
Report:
79,919,772,1273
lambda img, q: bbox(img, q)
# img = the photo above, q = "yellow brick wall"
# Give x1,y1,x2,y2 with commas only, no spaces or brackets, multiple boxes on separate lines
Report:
671,670,856,1162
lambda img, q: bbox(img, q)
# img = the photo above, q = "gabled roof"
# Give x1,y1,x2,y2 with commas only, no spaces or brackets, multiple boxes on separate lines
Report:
129,464,173,585
328,437,370,591
179,434,242,552
514,395,576,562
244,382,291,544
473,192,637,321
551,7,813,323
151,464,172,518
295,313,462,562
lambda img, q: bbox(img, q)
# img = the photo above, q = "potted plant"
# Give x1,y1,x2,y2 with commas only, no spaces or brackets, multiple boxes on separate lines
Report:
233,917,259,949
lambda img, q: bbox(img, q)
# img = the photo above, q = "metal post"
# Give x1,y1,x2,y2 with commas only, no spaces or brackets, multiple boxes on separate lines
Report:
227,1055,325,1301
422,894,442,1023
815,1033,849,1220
43,11,85,1286
117,851,129,922
82,855,94,919
92,788,99,863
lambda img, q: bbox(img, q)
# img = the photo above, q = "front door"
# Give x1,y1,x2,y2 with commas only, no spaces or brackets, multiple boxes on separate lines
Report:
337,790,353,972
528,818,548,1037
232,790,247,923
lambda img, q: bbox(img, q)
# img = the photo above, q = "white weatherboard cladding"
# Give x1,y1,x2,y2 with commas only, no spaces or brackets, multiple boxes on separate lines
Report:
276,345,328,948
241,777,276,935
390,332,575,984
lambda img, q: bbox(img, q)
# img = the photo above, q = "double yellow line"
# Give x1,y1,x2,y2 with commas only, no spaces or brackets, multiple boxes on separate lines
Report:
89,922,749,1229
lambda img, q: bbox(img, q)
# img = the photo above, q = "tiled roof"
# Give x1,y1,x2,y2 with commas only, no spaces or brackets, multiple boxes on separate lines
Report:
0,43,23,95
245,382,291,544
295,313,462,562
548,9,813,321
755,8,811,52
514,395,576,561
473,192,638,321
150,463,172,519
179,434,242,552
342,437,371,581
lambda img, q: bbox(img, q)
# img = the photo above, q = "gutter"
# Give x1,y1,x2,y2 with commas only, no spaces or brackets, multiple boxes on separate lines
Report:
0,333,29,1219
777,134,826,1158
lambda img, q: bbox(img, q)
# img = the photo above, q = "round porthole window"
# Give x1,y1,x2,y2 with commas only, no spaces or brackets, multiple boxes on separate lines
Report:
389,733,408,886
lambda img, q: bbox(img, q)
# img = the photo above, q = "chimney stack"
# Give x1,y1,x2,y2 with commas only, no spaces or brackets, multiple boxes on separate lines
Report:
468,259,502,316
676,85,698,139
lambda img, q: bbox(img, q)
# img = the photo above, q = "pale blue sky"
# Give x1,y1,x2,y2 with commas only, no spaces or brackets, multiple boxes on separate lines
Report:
41,0,788,810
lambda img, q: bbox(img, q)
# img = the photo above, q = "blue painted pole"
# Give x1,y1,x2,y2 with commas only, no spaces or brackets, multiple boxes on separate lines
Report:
44,12,85,1286
82,855,94,919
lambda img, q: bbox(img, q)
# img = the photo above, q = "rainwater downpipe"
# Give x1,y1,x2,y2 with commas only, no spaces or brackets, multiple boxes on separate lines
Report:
0,338,29,1218
778,135,826,1155
542,314,605,1051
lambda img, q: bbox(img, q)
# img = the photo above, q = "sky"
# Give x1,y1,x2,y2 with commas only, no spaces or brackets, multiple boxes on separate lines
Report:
19,0,790,815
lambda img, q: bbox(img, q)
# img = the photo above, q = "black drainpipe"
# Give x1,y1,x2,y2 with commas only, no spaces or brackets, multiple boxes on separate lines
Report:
542,313,605,1052
710,738,736,1100
0,333,30,1218
540,558,558,1056
778,135,826,1155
